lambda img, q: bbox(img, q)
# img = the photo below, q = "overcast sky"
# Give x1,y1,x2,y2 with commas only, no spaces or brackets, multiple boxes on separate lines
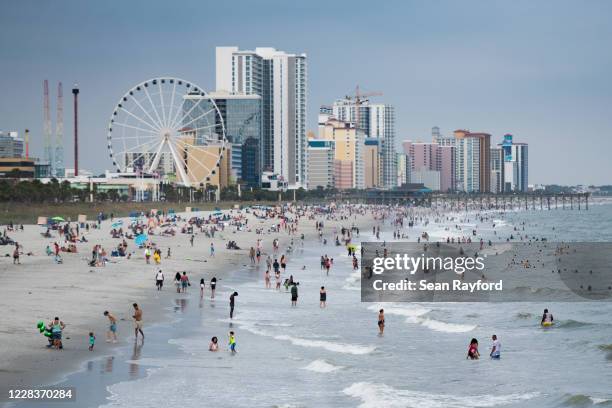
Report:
1,0,611,184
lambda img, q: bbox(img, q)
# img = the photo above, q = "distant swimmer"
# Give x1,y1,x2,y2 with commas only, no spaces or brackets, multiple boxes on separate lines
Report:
467,338,480,360
541,308,554,327
378,309,385,335
490,334,501,359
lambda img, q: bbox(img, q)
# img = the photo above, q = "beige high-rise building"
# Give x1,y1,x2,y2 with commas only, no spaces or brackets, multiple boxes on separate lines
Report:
318,118,364,189
363,138,380,188
177,131,231,189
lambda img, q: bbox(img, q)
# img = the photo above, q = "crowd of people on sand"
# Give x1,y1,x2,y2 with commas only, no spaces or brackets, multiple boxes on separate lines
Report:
24,200,564,360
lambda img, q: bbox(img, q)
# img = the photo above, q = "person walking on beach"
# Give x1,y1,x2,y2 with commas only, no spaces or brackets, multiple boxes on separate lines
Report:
229,291,238,319
155,270,164,291
490,334,501,359
210,277,217,299
320,286,327,308
104,311,118,343
190,234,194,247
13,243,20,264
174,272,182,293
88,332,96,351
210,242,215,257
133,303,144,341
144,247,151,264
200,278,205,298
180,271,190,293
290,283,298,307
378,309,385,335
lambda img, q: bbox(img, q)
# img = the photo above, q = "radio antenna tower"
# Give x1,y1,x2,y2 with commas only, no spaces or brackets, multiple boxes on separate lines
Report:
43,80,54,172
54,82,65,178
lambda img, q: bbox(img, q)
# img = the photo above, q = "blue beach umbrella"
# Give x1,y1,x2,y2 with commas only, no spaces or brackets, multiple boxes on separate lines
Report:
135,234,148,246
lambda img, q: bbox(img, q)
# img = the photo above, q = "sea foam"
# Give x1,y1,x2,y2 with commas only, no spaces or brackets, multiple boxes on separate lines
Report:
301,359,343,373
343,382,539,408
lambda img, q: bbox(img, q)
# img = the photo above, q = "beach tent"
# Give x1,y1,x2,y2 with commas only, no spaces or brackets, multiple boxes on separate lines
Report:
37,216,48,225
185,207,192,213
78,214,87,223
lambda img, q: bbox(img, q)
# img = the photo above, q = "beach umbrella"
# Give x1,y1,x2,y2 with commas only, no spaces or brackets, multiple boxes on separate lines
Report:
51,216,65,222
135,234,148,246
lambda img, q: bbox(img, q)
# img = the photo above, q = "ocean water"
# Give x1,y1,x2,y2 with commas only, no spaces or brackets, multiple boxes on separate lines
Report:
14,203,612,408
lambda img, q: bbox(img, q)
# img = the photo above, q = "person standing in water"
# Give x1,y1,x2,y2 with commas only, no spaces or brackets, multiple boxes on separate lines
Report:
229,291,238,319
228,331,237,354
490,334,501,359
378,309,385,335
155,270,164,291
467,338,480,359
132,303,144,340
320,286,327,308
541,308,554,326
180,271,190,293
103,311,118,343
210,277,217,299
290,283,299,306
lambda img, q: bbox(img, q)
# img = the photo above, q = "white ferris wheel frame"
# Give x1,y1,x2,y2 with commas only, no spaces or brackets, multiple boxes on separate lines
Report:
106,77,227,187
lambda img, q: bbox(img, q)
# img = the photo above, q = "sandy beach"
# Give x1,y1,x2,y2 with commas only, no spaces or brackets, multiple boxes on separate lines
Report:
0,205,377,401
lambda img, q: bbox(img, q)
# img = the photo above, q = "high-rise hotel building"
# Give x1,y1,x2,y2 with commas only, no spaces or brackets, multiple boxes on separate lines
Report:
453,130,491,193
330,99,396,189
216,47,307,189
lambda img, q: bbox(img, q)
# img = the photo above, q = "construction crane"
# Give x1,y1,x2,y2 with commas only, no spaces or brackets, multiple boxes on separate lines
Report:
344,85,383,132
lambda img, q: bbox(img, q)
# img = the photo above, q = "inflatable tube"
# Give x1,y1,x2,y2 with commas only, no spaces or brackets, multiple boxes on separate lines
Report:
542,321,554,327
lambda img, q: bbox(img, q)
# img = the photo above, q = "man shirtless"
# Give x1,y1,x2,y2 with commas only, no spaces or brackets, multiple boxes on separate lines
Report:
132,303,144,340
103,310,118,343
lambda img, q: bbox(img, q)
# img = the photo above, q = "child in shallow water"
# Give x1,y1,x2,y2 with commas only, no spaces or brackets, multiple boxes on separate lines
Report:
228,331,236,354
209,336,219,351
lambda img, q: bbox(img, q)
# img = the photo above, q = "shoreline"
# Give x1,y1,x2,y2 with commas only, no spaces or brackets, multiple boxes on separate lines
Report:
0,205,378,405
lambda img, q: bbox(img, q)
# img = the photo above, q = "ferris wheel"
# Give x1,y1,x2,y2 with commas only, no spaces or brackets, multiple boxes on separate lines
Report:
107,77,227,187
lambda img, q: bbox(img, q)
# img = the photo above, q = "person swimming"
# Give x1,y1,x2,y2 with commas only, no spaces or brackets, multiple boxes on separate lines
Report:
541,308,554,326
